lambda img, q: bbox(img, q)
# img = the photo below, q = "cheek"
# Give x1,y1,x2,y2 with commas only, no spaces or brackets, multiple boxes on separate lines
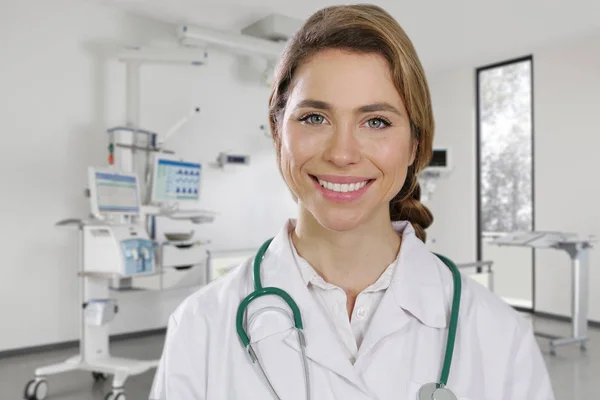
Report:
370,135,413,186
280,124,320,171
375,135,413,166
279,123,317,190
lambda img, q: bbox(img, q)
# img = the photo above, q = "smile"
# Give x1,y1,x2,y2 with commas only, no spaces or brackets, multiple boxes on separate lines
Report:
309,174,374,203
317,179,369,193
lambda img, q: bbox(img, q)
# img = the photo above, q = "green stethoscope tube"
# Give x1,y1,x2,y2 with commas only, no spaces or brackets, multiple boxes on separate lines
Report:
432,252,462,387
236,238,462,394
236,238,304,349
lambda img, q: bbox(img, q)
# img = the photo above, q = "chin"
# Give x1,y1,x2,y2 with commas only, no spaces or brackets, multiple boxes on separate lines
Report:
310,207,368,232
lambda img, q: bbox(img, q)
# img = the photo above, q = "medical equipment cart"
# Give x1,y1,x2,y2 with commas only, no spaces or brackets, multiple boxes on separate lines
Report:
23,218,159,400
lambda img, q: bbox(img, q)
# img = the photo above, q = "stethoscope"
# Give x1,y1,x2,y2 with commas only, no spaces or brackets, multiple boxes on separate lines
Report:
236,238,462,400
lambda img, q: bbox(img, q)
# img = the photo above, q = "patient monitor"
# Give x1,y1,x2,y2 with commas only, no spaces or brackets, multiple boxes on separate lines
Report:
151,155,202,206
88,168,141,218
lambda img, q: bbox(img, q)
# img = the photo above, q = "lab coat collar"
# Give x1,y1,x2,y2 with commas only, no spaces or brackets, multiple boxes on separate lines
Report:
354,220,450,363
279,218,448,330
260,219,450,331
390,220,449,329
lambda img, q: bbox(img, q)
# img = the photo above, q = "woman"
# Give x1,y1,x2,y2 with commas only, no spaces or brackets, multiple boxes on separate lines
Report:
150,4,554,399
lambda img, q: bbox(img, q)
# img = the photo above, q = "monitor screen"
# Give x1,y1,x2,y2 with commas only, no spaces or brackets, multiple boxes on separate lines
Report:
152,158,202,204
429,149,448,167
90,169,140,216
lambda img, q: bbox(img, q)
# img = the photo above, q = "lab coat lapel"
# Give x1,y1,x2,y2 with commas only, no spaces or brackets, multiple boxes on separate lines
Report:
356,223,449,363
282,300,368,391
253,221,370,394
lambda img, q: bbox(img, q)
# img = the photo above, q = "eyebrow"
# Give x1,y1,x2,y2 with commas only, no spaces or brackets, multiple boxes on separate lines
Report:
295,99,331,110
358,103,402,116
294,100,402,116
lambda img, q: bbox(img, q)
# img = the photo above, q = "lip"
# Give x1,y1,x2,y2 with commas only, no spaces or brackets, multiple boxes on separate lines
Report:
313,175,373,184
310,175,374,203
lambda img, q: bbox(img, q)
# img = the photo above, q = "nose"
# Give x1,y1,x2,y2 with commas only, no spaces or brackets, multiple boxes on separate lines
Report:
322,125,361,167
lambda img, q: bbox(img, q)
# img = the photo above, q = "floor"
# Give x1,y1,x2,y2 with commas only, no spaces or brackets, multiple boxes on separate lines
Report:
0,316,597,399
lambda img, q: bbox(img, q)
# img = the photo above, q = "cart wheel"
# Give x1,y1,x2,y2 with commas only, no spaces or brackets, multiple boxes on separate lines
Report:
92,371,107,381
24,379,35,399
24,379,48,400
33,380,48,400
105,391,126,400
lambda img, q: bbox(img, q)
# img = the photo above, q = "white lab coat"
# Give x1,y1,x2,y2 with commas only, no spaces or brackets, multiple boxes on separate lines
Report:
150,220,554,400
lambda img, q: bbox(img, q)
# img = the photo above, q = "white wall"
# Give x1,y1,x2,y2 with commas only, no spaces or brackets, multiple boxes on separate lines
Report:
426,31,600,321
533,33,600,318
424,67,478,265
0,0,295,352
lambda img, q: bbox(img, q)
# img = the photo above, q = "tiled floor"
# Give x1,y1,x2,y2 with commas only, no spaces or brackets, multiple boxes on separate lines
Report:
0,316,596,399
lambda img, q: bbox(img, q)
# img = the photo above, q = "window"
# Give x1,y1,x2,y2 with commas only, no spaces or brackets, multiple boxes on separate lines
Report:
476,56,534,309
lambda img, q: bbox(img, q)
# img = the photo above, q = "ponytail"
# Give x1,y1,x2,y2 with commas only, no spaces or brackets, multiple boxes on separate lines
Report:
389,165,433,242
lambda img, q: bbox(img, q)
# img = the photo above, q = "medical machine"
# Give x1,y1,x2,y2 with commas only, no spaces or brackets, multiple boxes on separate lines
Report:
83,223,155,277
427,148,451,172
419,148,451,203
151,155,202,205
24,169,158,400
491,231,595,355
122,153,213,292
87,167,154,287
147,154,217,225
88,168,141,219
237,239,462,400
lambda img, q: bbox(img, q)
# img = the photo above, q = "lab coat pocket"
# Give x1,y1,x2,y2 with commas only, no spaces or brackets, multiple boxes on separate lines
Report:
247,306,295,343
407,380,478,400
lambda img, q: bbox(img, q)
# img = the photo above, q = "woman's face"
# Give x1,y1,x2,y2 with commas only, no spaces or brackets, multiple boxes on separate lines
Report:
279,49,416,232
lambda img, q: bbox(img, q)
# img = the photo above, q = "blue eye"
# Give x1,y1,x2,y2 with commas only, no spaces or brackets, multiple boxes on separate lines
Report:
300,113,326,125
366,118,390,129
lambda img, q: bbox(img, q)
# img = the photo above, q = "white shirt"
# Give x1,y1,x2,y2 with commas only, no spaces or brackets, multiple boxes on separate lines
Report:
150,219,555,400
290,235,396,362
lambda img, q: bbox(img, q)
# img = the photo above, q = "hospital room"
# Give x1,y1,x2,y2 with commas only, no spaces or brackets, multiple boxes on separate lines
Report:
1,0,599,398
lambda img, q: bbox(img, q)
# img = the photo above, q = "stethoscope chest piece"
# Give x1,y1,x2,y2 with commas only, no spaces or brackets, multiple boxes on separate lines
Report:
418,383,458,400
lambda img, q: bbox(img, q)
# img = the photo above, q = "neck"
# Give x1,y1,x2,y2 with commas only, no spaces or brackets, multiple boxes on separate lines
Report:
291,205,401,296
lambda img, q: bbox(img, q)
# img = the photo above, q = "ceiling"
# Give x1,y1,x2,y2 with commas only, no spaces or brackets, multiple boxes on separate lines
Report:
101,0,600,73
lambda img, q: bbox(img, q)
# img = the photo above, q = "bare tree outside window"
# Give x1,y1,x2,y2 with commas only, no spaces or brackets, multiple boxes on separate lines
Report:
479,60,533,233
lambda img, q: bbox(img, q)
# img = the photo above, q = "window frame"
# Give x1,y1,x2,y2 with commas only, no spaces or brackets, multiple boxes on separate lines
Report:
475,55,535,312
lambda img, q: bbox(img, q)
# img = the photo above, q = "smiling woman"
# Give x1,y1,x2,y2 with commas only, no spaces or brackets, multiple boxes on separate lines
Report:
150,4,554,400
269,4,434,241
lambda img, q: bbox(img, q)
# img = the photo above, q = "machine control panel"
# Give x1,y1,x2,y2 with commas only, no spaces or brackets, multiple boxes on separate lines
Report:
120,239,155,276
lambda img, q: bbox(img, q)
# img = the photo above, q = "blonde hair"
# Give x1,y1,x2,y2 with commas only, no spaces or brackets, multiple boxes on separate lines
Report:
268,4,434,241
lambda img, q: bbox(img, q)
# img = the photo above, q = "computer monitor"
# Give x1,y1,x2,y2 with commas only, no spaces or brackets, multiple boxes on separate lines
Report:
151,155,202,205
88,167,141,217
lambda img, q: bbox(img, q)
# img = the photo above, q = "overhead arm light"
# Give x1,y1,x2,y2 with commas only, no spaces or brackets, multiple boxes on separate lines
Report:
118,45,209,65
177,24,286,61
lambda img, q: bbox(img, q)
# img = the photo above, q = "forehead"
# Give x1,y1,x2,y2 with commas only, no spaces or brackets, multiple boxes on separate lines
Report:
288,49,402,108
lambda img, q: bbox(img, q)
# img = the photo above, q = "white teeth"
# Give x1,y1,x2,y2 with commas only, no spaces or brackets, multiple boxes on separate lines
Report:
317,178,369,193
